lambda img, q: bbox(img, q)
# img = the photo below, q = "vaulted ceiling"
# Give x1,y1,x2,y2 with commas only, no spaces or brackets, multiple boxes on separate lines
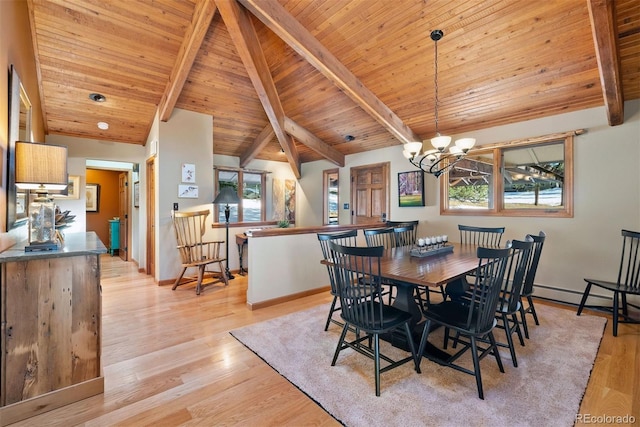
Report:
27,0,640,177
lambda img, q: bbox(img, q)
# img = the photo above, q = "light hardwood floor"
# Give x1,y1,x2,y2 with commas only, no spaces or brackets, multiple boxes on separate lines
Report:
8,255,638,426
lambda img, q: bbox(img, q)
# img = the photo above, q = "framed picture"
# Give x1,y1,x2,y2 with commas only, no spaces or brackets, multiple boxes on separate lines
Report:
182,163,195,183
134,181,140,208
86,183,100,212
178,184,198,198
52,175,80,199
398,171,425,207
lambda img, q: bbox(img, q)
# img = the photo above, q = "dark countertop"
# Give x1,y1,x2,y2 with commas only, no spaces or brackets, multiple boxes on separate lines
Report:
0,232,107,263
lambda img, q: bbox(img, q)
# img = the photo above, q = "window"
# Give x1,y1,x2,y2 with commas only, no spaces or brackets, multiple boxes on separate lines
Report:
323,169,339,225
214,168,267,224
441,131,576,217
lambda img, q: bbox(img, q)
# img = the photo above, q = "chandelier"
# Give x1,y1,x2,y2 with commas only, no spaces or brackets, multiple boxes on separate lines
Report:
403,29,476,178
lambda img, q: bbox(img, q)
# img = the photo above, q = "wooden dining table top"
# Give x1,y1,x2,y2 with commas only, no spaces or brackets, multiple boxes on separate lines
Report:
378,243,480,288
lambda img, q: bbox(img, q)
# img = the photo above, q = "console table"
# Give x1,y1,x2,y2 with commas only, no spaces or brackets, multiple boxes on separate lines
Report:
0,232,107,426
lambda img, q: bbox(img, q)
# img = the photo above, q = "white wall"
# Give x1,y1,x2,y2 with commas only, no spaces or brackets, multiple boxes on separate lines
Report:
157,109,216,281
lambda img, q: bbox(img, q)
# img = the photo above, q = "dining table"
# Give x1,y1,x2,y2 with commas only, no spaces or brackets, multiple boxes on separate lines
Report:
372,242,485,356
379,243,481,323
321,242,485,355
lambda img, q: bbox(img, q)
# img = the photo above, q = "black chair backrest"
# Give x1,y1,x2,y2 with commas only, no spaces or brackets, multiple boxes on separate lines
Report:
465,245,512,333
458,224,505,247
617,229,640,289
317,230,358,295
393,224,415,247
364,227,395,249
328,241,385,330
500,237,535,313
522,231,546,295
386,220,419,242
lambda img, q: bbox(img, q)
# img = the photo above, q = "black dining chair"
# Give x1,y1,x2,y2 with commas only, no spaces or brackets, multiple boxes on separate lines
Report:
386,220,419,243
494,237,534,367
392,225,415,248
317,229,359,331
417,244,512,399
577,229,640,337
364,227,397,302
519,231,546,338
328,241,421,396
445,225,505,301
364,227,395,249
450,237,534,367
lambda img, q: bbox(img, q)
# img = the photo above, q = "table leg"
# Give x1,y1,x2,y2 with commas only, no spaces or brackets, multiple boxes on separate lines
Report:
237,242,247,275
384,283,450,361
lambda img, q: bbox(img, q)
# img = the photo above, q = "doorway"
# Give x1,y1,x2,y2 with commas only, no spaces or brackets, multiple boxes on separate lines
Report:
350,162,390,224
146,157,156,279
85,160,136,262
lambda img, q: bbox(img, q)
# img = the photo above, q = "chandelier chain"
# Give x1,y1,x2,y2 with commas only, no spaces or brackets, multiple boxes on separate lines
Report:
433,37,439,136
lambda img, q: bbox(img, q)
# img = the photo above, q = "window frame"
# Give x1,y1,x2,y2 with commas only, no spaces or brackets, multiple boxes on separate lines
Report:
440,131,578,218
213,167,272,227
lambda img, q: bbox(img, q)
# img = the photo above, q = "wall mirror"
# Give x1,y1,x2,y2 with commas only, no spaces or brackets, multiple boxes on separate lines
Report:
7,65,32,230
323,169,339,225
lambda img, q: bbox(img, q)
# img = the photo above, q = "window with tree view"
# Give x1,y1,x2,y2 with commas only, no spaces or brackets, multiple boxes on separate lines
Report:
441,132,575,218
215,168,266,223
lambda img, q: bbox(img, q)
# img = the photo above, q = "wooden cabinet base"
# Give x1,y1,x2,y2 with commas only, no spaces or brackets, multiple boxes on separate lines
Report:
0,376,104,426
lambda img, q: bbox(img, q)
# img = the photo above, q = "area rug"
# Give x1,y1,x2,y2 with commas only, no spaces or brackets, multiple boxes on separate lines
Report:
230,303,605,427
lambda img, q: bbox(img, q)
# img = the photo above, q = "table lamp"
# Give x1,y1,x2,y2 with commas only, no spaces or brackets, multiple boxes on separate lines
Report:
213,186,240,279
15,141,68,251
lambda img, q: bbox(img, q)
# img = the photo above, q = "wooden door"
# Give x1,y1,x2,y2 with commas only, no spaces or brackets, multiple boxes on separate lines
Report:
350,162,390,224
118,172,128,261
146,158,155,278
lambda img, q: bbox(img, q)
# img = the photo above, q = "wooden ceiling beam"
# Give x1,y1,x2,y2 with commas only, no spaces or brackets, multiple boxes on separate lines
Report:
284,118,345,167
238,0,421,145
240,123,274,167
587,0,624,126
159,0,218,122
216,0,301,178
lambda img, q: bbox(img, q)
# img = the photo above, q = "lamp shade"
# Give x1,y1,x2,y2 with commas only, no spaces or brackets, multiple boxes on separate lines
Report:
213,186,240,205
15,141,68,190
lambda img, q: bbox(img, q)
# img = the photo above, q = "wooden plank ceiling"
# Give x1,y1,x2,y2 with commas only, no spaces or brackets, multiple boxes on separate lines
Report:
27,0,640,177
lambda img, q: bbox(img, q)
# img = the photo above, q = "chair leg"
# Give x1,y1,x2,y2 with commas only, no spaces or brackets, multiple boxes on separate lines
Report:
488,331,504,373
519,305,530,339
513,313,525,347
325,296,338,331
196,265,205,295
331,323,350,366
373,333,381,396
403,322,421,374
527,295,540,325
502,313,518,367
416,319,432,370
613,290,619,337
470,336,484,400
577,282,593,316
172,267,188,290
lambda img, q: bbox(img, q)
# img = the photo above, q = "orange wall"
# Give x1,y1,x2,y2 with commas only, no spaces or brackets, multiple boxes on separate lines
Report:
86,169,120,247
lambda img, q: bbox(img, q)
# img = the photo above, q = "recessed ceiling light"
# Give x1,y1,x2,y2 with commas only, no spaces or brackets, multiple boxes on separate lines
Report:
97,121,109,130
89,93,106,102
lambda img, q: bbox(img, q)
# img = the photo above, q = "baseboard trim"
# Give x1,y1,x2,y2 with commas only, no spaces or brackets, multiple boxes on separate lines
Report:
247,286,331,311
